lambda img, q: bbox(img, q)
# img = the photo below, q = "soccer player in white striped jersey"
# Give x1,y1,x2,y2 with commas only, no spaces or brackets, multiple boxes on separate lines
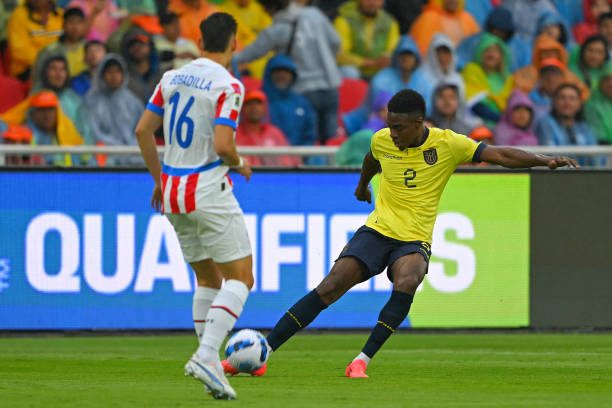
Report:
135,13,254,400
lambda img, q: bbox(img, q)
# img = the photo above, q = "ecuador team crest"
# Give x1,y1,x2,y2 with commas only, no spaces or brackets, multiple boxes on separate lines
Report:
423,148,438,165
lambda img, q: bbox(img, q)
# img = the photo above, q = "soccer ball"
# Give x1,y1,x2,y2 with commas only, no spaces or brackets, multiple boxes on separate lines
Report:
224,329,269,373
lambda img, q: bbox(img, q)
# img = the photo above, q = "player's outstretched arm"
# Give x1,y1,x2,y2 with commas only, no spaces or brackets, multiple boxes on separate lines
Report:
214,124,252,181
354,150,381,203
479,145,580,169
135,110,164,211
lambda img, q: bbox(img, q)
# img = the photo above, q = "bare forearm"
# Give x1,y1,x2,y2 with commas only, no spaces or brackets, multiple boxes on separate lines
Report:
137,132,162,185
480,145,578,170
358,152,381,186
214,125,242,167
489,147,551,169
218,146,241,167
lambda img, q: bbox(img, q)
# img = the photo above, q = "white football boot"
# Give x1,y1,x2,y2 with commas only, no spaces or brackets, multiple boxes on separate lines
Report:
184,354,237,400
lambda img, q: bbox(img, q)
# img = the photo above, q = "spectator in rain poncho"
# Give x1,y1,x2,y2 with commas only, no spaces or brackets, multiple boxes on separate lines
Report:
4,54,91,144
535,83,603,166
569,35,610,92
262,54,317,147
461,33,514,125
514,35,590,101
369,36,428,112
342,36,426,133
573,0,611,45
457,6,530,72
500,0,557,41
84,54,144,165
430,83,479,136
410,0,480,57
584,63,612,144
421,33,466,110
494,90,539,146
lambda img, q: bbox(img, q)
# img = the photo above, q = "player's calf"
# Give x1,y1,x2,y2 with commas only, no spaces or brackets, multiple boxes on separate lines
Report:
266,289,328,351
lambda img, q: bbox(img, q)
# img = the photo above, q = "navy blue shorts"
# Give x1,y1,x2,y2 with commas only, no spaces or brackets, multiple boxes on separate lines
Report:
336,226,431,282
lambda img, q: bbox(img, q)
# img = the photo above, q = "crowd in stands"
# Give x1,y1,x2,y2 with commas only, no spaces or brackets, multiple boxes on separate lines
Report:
0,0,611,167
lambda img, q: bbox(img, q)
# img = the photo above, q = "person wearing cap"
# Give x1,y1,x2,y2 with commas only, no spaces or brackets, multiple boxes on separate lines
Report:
1,90,84,166
262,54,316,147
494,90,539,146
3,53,89,145
236,89,300,167
120,28,163,103
584,63,612,144
31,54,90,143
2,125,33,145
528,57,567,120
513,34,590,101
1,125,37,165
468,125,494,144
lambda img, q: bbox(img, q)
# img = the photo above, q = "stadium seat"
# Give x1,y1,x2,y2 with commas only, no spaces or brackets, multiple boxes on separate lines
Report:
0,75,27,113
338,78,368,114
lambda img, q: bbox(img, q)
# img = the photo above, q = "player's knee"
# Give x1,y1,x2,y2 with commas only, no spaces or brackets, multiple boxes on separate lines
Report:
315,274,349,304
315,279,342,304
394,271,422,293
316,258,364,304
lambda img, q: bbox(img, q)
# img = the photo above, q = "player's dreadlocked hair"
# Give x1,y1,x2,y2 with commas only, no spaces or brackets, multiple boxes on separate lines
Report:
199,13,237,53
387,89,426,116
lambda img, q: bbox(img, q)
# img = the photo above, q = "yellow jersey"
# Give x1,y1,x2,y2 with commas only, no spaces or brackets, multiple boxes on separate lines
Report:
365,127,484,243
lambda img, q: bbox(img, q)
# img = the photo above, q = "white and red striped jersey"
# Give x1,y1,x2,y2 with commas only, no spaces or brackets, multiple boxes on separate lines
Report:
146,58,244,214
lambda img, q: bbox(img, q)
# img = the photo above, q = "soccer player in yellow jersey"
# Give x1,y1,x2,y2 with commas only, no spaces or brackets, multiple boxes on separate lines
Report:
228,89,578,378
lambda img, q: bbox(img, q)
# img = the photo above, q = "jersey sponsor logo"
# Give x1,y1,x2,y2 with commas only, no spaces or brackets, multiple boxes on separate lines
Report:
383,153,403,160
423,148,438,165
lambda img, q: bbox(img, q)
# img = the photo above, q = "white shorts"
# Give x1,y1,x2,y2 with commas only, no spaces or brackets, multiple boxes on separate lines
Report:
165,192,251,263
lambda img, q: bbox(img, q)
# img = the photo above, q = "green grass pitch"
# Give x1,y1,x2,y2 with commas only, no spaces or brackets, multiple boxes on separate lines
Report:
1,333,611,407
